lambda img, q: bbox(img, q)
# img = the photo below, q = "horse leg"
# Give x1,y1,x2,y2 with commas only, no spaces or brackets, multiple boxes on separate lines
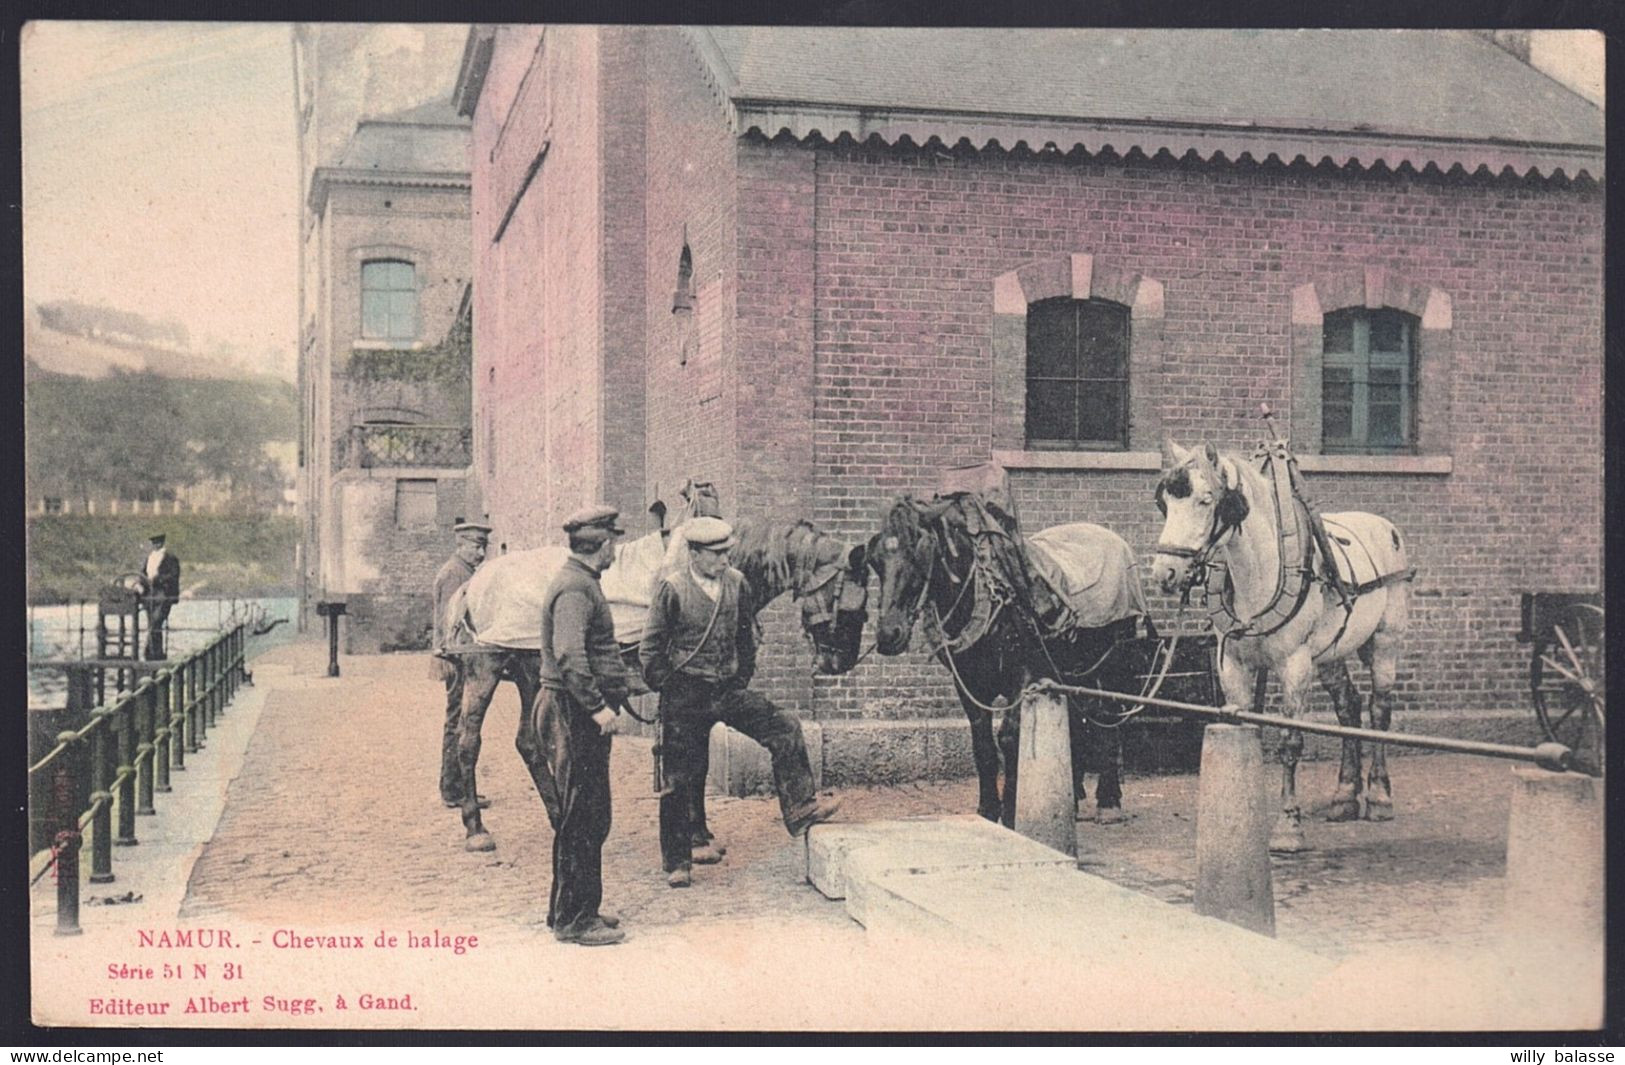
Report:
967,702,1001,822
1086,701,1125,824
1068,699,1089,818
1270,649,1315,853
997,705,1020,829
1319,658,1363,821
456,654,502,848
1361,640,1399,821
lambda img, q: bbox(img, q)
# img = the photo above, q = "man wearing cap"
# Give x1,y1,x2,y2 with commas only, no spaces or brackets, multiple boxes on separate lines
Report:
433,521,491,810
523,504,633,946
142,533,181,660
640,516,840,888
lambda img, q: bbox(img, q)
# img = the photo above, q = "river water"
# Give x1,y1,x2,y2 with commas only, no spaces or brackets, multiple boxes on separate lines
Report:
26,596,299,709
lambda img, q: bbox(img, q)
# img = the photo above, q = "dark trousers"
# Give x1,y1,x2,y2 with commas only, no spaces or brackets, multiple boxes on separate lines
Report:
144,598,172,660
657,680,817,872
437,659,465,803
526,686,613,931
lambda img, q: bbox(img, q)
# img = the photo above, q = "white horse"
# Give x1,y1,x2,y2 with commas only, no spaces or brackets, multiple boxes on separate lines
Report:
1151,440,1412,852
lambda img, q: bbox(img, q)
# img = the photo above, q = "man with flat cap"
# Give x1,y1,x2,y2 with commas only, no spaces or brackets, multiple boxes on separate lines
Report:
433,520,492,810
142,533,181,660
524,504,633,946
640,516,841,889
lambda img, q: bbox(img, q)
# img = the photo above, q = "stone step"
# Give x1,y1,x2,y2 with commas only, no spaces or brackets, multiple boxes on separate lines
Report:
806,816,1073,922
806,816,1333,1004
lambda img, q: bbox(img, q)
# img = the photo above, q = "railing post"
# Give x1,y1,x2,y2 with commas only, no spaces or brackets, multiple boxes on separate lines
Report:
135,680,156,815
153,671,172,794
184,658,199,755
208,639,221,725
114,694,138,847
88,711,115,883
1012,686,1077,857
53,730,85,936
1194,724,1276,936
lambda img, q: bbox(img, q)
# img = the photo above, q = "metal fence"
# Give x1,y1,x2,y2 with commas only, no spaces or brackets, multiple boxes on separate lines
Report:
27,624,247,935
345,424,471,469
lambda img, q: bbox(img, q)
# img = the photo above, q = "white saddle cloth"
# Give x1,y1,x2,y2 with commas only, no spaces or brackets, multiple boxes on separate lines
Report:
452,527,689,650
1024,522,1149,629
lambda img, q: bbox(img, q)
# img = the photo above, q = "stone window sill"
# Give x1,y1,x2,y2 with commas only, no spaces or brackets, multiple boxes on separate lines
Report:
1296,454,1452,475
352,339,424,352
992,450,1453,476
992,449,1163,471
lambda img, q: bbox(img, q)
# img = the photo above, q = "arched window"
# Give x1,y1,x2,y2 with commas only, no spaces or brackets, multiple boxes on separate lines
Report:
361,259,417,343
1025,297,1131,448
1321,307,1418,451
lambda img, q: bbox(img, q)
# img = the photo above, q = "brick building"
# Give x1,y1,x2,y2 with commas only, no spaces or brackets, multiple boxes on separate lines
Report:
296,25,476,651
452,27,1602,771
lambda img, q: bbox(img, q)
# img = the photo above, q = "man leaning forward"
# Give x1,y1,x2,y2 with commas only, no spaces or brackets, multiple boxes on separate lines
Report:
639,516,841,889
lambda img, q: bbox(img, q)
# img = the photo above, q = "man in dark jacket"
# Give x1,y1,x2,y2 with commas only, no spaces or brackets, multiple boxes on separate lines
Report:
432,521,491,809
640,516,840,888
142,533,181,660
519,504,633,947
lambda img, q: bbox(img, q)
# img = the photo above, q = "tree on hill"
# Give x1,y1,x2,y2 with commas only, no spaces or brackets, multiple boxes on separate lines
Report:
25,365,296,506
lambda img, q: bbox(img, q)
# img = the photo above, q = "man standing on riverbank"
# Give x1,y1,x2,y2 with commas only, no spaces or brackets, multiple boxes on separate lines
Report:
433,520,491,809
142,532,180,660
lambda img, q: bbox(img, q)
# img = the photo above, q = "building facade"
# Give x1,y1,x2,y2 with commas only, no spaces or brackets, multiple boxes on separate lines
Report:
296,25,476,651
454,27,1603,766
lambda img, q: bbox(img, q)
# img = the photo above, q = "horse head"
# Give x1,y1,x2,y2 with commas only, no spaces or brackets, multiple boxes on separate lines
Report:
1151,439,1251,595
797,540,871,674
865,495,967,655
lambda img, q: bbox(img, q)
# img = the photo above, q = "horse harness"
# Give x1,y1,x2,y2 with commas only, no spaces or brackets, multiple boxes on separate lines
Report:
1159,442,1415,654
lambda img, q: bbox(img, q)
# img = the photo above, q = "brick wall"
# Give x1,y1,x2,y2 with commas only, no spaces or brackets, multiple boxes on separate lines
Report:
642,29,741,517
798,144,1601,720
474,26,607,551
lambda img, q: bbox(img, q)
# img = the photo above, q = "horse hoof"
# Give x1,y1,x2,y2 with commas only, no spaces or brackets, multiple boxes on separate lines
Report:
1325,799,1361,822
464,832,496,853
1268,831,1308,854
1364,799,1394,822
1095,806,1127,825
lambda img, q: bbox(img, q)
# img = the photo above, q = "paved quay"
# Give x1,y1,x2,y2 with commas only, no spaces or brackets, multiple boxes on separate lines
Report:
31,639,1602,1031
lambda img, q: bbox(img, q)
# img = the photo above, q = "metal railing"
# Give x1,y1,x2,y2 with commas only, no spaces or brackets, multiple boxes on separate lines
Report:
345,424,471,469
28,623,248,935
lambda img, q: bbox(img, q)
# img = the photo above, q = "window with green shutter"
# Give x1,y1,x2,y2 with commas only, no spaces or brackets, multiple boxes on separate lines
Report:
361,260,418,344
1322,307,1417,452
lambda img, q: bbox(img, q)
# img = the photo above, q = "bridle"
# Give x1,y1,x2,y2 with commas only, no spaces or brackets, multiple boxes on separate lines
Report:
1154,468,1247,603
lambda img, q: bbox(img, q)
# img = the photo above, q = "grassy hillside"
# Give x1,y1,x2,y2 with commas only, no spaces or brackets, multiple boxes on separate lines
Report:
27,514,298,604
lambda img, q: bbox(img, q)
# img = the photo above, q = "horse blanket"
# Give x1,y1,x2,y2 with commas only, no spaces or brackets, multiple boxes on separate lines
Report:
1025,523,1150,631
447,528,696,651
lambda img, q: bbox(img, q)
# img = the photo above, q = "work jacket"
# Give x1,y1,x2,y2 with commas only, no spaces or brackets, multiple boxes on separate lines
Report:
431,554,478,649
540,557,631,713
639,566,757,698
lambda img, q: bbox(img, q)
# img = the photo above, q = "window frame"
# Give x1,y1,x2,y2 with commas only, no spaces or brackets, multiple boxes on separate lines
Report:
360,259,419,345
1321,307,1419,454
1023,296,1132,450
393,477,438,530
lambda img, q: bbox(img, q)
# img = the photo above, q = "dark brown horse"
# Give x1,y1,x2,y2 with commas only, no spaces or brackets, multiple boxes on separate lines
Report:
866,496,1147,827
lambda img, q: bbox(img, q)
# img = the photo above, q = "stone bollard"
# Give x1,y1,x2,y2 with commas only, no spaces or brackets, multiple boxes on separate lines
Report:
1012,686,1076,857
1194,724,1275,936
1504,768,1604,954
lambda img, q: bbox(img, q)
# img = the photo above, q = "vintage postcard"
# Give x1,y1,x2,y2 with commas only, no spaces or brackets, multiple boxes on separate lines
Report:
23,22,1606,1035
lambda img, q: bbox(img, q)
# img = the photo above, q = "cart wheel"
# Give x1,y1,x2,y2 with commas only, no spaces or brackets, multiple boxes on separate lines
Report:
1531,604,1605,775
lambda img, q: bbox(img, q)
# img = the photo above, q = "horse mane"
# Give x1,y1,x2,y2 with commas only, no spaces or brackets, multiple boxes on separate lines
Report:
731,517,838,598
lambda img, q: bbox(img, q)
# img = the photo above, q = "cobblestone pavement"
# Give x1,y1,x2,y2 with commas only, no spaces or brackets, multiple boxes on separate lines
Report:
184,641,1522,964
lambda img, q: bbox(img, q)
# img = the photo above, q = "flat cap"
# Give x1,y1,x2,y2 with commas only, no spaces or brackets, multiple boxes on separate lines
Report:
148,533,167,545
453,521,493,540
563,504,625,536
683,516,737,551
